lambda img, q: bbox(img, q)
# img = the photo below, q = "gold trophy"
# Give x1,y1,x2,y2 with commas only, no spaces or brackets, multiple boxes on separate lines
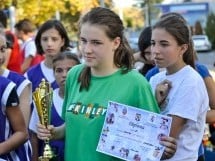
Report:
33,79,56,161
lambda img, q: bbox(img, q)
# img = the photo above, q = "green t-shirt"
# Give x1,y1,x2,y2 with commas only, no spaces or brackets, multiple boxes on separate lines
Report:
62,64,159,161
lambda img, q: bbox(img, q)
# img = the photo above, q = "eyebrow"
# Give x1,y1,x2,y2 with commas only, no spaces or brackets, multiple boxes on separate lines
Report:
80,37,102,42
151,40,169,43
159,40,169,43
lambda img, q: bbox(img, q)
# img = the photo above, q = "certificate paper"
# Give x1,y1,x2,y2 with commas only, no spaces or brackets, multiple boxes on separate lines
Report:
97,101,172,161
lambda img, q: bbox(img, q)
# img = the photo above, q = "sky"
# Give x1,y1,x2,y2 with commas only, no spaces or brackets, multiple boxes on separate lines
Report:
112,0,137,7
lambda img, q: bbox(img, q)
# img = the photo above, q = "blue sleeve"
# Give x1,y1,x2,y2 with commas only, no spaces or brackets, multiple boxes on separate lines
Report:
145,67,160,81
195,63,211,78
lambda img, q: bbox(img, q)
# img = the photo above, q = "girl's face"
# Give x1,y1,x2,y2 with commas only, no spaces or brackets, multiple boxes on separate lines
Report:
142,46,154,65
151,28,187,74
41,28,65,57
0,35,7,66
54,59,78,89
79,23,120,70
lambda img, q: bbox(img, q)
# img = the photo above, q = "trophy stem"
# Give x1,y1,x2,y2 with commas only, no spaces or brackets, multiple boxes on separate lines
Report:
33,79,56,161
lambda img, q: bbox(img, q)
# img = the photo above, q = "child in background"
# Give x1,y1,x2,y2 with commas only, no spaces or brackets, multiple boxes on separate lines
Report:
15,19,44,73
24,19,70,161
25,19,70,91
29,51,80,160
133,26,155,76
0,75,28,160
0,28,32,161
0,10,22,73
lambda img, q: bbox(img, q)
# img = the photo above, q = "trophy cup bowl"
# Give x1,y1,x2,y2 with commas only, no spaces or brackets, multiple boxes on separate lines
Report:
33,79,56,161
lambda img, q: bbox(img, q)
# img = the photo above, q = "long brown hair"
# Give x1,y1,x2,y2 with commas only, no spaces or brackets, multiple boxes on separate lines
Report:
153,13,195,69
78,7,134,91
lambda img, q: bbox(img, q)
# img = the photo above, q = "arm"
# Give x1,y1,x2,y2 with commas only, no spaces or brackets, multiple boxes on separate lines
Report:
4,48,12,67
29,105,40,161
30,131,39,161
154,80,186,138
160,115,186,160
169,115,187,138
154,80,179,159
19,84,31,126
204,76,215,123
0,106,28,155
21,56,33,73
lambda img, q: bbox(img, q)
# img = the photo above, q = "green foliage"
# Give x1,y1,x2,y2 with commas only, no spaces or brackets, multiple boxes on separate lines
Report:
205,13,215,49
0,0,11,9
122,7,144,29
0,0,161,38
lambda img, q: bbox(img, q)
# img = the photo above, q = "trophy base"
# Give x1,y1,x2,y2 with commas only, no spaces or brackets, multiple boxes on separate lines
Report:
39,156,58,161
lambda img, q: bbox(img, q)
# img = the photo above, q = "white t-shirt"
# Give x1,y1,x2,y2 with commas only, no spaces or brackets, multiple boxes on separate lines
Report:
150,65,209,161
21,38,36,58
29,88,63,133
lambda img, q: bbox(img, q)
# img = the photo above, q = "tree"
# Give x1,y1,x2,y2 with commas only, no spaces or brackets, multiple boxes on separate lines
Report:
205,13,215,49
194,20,203,35
0,0,113,26
131,0,163,26
16,0,65,26
0,0,11,9
122,7,144,29
0,0,113,39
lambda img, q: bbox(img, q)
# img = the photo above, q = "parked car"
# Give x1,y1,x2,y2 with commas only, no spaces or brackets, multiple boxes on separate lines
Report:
192,35,212,52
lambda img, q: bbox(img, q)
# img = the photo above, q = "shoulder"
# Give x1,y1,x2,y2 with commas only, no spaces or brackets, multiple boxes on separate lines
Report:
147,66,159,74
149,70,165,82
26,39,36,47
0,76,13,86
8,70,29,86
9,70,26,81
127,69,145,78
8,71,31,94
26,63,41,75
195,63,211,78
67,64,85,77
184,65,203,80
173,66,205,88
123,69,152,88
145,66,159,81
0,76,16,95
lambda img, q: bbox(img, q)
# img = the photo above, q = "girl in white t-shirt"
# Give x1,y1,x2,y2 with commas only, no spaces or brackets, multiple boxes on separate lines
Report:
149,13,209,161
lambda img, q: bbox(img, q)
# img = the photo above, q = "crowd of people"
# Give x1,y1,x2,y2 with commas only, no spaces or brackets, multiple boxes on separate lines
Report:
0,6,214,161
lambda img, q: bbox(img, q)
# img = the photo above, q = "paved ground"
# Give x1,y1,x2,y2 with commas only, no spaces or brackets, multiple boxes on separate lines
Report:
197,50,215,80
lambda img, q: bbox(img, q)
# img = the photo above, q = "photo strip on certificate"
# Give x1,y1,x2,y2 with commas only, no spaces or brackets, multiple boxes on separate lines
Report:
97,101,172,161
